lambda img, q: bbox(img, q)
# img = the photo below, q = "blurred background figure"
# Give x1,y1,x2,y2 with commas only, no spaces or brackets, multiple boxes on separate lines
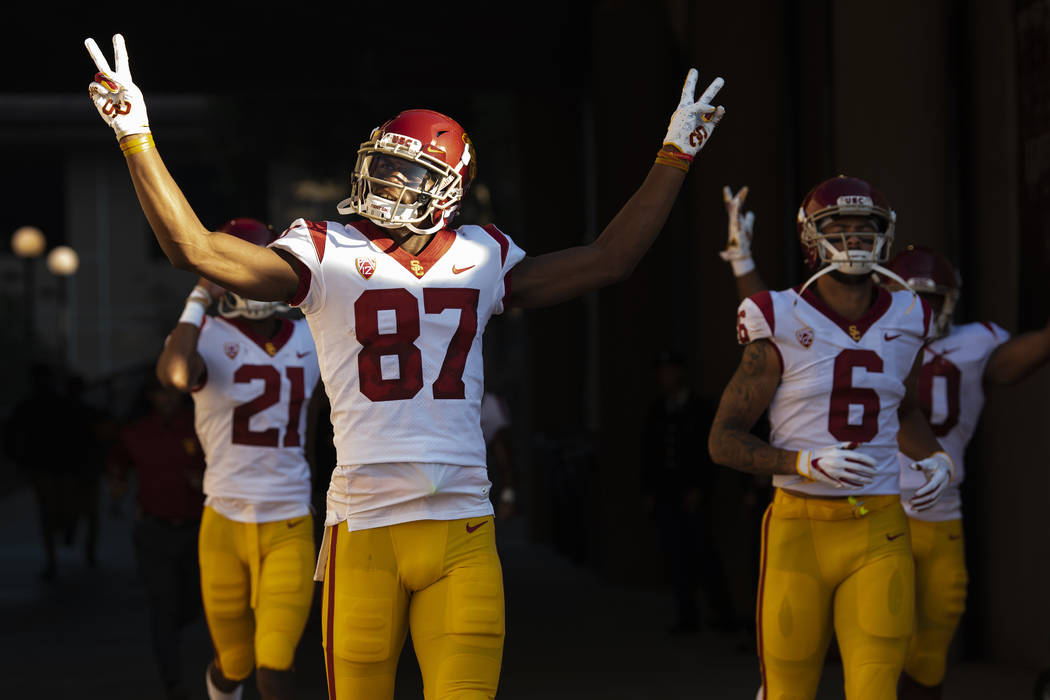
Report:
107,375,206,700
2,363,112,581
481,389,517,520
641,349,734,636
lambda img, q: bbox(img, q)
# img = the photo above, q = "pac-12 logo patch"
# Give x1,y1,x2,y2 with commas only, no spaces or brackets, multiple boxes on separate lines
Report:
796,327,814,348
224,342,240,359
356,257,376,279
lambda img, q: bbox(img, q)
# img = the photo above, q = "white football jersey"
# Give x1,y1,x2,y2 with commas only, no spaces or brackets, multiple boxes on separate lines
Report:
193,316,320,515
899,321,1008,521
269,218,525,530
736,286,932,497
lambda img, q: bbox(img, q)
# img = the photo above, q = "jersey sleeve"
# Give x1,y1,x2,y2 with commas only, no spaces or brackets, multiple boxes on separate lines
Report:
979,320,1011,346
736,291,776,345
481,224,526,315
268,218,330,315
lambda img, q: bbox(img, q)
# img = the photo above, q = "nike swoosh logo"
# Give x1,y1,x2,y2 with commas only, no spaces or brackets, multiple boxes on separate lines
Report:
296,351,312,358
452,264,475,275
948,534,962,541
884,333,901,341
886,532,905,541
287,518,304,529
465,520,488,533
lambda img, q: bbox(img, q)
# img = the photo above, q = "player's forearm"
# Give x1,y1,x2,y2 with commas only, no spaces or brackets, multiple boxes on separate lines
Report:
897,405,943,460
157,322,202,391
708,423,797,476
734,271,766,302
591,164,686,281
984,325,1050,385
123,143,214,271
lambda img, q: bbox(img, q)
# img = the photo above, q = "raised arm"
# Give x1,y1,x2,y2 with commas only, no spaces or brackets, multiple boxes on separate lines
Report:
720,185,767,301
983,319,1050,386
507,69,725,308
156,278,218,392
85,34,299,302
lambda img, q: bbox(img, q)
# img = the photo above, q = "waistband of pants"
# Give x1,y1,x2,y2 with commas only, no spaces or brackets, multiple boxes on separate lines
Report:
772,488,901,521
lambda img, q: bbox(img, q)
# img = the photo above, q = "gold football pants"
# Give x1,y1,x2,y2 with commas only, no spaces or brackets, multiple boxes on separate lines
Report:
198,506,315,681
320,516,504,700
757,490,915,700
903,517,966,687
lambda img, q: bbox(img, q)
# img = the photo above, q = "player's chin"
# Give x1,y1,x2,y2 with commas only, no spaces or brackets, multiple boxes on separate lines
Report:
828,269,873,286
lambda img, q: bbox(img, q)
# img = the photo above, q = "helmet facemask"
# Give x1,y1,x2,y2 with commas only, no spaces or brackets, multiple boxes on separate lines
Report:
339,130,469,235
218,292,286,320
912,284,959,339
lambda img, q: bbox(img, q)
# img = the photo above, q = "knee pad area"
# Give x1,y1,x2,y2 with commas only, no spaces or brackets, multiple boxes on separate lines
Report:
761,571,825,662
432,652,501,700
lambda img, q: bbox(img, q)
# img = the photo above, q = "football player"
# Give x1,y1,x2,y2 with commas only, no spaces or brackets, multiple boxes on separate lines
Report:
708,175,953,700
85,34,725,699
886,246,1050,700
720,193,1050,699
156,218,323,700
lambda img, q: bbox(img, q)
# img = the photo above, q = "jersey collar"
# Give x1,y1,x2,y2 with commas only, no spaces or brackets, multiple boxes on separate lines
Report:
351,219,456,279
793,283,892,342
220,317,294,357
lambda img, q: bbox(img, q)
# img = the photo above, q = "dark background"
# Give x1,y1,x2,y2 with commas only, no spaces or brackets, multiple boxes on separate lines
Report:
1,0,1049,697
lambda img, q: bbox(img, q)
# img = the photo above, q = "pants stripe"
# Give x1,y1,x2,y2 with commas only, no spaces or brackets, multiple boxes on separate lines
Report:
756,504,773,695
325,525,338,700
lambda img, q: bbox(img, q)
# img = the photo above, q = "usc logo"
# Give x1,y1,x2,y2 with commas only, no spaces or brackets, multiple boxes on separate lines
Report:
688,125,707,149
736,309,750,345
410,260,425,277
102,98,131,116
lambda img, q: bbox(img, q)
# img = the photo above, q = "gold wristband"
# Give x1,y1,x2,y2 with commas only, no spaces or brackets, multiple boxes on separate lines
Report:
120,133,155,156
654,154,690,172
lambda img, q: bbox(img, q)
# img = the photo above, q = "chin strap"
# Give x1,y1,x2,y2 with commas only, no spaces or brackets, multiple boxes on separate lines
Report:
792,262,917,325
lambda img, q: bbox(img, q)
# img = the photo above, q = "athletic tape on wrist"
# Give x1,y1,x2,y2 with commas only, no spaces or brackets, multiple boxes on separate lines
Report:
731,257,756,277
120,132,154,156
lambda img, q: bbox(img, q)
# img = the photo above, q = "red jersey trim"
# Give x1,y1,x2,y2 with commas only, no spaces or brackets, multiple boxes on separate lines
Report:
794,284,892,341
221,317,295,355
482,223,510,266
191,366,208,393
352,219,456,279
980,320,998,339
750,290,775,335
305,220,328,263
920,297,933,338
289,261,312,307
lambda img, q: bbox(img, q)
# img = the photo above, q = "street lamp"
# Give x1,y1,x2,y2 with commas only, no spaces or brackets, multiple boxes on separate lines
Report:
46,245,79,369
11,226,46,354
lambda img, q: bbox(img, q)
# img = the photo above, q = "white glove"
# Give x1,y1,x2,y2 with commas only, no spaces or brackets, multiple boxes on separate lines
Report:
663,68,725,158
796,443,877,489
721,185,755,276
908,451,954,511
85,34,150,140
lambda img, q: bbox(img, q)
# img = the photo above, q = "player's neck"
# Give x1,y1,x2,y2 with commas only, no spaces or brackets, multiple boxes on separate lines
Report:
238,316,281,339
813,274,876,322
386,225,435,257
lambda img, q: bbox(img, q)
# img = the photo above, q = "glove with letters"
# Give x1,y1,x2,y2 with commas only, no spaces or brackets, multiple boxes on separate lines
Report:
796,443,877,488
85,34,151,140
721,185,755,276
908,451,954,511
656,69,725,171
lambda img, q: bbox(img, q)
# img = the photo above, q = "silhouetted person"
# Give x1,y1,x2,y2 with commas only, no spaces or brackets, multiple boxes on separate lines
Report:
108,377,206,700
3,364,78,580
641,349,734,635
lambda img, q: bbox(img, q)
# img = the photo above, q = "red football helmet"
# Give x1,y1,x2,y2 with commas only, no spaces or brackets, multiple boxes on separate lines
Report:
887,245,961,338
338,109,477,234
797,175,897,274
215,218,285,320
